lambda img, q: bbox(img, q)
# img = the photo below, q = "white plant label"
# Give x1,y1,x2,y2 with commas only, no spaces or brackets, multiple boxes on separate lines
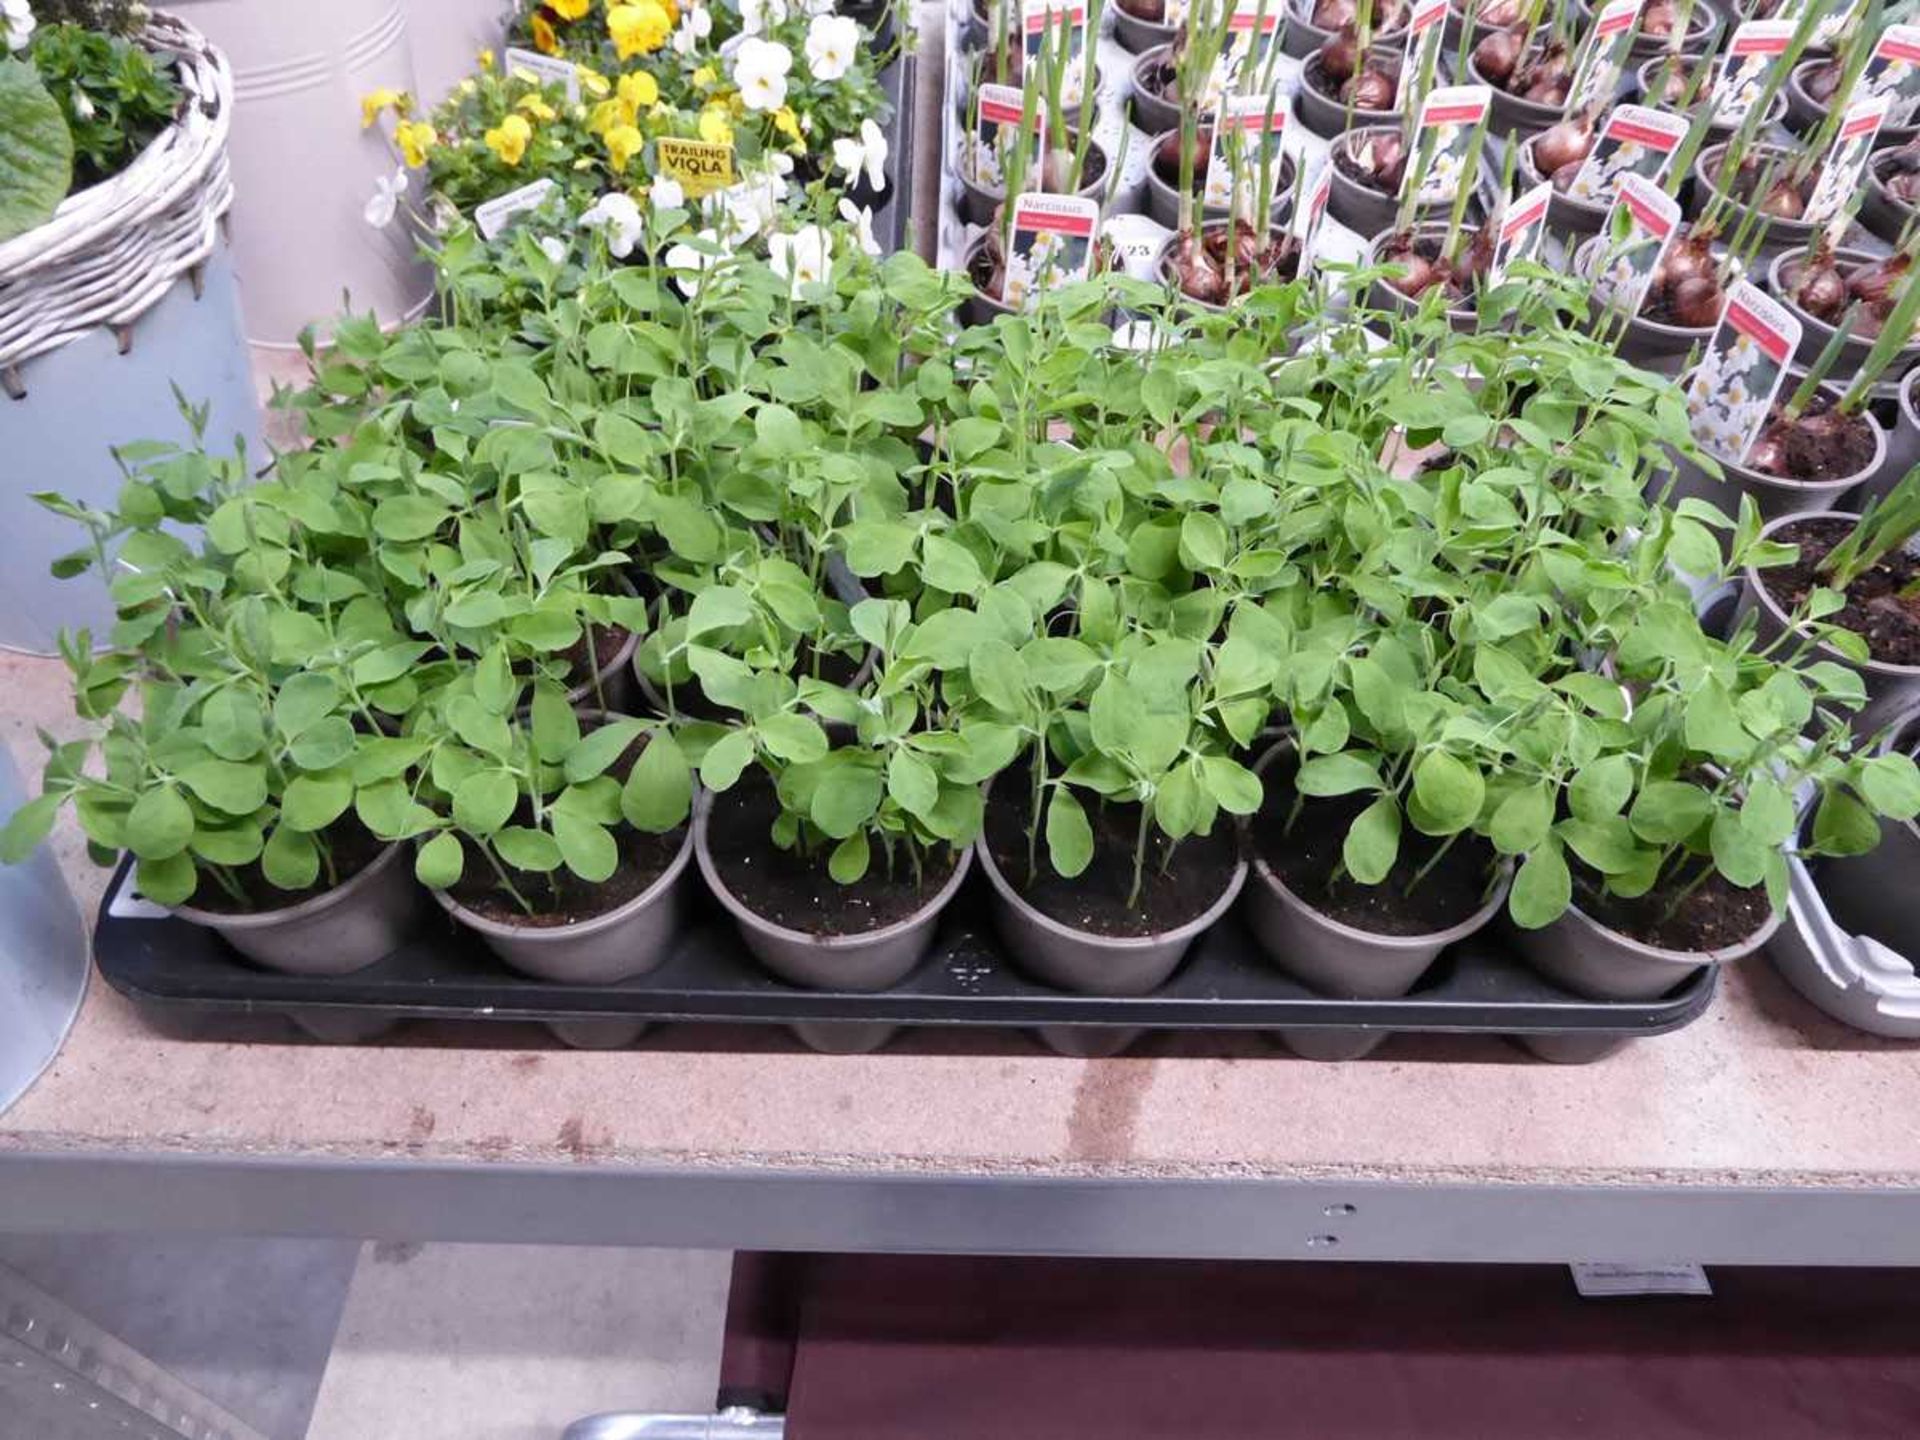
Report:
1776,0,1863,50
474,178,558,240
1711,21,1793,128
1592,172,1680,316
1005,192,1100,308
1204,90,1287,216
1567,104,1690,203
1397,0,1451,110
1685,280,1801,465
1205,0,1286,108
1864,26,1920,128
502,47,581,102
1805,94,1890,231
1487,179,1552,288
970,83,1045,189
1567,0,1643,113
1020,0,1090,102
1404,84,1490,204
1102,211,1173,281
1570,1263,1713,1298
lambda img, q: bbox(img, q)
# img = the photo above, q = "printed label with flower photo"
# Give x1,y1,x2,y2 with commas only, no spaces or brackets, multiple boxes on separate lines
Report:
1776,0,1864,51
1591,172,1680,315
1204,0,1286,108
1021,0,1091,100
1403,85,1490,204
1567,104,1690,203
1005,193,1100,309
1204,90,1287,215
1684,280,1801,464
1488,180,1553,288
1567,0,1643,113
1711,21,1793,128
1805,94,1890,230
1864,25,1920,127
1397,0,1451,110
970,83,1045,189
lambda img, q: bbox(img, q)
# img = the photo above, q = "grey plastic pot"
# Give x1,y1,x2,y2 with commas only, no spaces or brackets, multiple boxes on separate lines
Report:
1736,511,1920,736
1284,0,1410,60
1860,147,1920,248
956,138,1112,229
1327,126,1463,237
1240,740,1512,1000
1690,142,1818,261
695,795,972,992
1152,224,1303,314
173,841,423,976
1444,0,1509,52
1471,51,1565,141
1574,0,1721,56
1517,131,1608,240
1633,55,1787,136
1811,712,1920,957
973,820,1247,997
1572,233,1714,375
1143,129,1295,230
1784,59,1920,149
1365,223,1480,333
1509,896,1782,1001
1129,46,1183,137
1767,248,1920,385
1661,372,1886,523
1296,52,1405,140
434,822,695,984
1112,0,1176,54
1864,367,1920,507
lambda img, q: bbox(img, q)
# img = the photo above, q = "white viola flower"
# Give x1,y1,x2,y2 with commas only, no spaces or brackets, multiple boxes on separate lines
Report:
738,0,789,36
732,36,792,113
768,224,834,298
831,117,888,192
539,235,569,264
663,228,726,297
70,86,94,120
768,151,794,177
580,191,645,258
3,0,36,52
717,173,785,247
804,13,860,82
799,0,836,13
362,167,409,229
650,176,686,211
671,4,713,54
838,198,881,257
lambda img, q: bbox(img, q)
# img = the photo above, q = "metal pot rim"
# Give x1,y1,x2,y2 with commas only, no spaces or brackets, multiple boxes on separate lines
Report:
173,838,409,931
432,818,696,944
1554,894,1784,965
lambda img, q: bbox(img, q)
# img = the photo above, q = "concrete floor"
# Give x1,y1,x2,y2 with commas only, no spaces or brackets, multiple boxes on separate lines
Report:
0,1236,731,1440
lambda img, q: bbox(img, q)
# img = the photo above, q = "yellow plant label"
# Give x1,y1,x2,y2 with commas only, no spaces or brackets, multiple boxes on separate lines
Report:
657,138,735,198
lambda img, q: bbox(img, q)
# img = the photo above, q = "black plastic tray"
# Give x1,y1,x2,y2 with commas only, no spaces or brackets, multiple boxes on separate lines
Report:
94,859,1716,1062
872,51,916,256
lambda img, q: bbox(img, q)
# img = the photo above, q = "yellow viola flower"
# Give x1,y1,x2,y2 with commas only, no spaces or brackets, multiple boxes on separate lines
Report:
772,105,801,142
484,113,533,166
698,105,733,145
517,94,558,121
692,64,717,88
552,0,592,17
531,12,560,53
579,67,611,97
606,123,645,173
608,0,672,58
394,120,437,167
359,87,403,129
587,97,626,135
477,48,495,70
619,70,659,109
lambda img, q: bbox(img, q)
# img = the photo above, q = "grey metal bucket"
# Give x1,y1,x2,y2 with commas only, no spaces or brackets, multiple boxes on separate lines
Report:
0,749,87,1114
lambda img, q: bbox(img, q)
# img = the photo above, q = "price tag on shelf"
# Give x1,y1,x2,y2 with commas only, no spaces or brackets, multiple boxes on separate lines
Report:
1570,1263,1713,1298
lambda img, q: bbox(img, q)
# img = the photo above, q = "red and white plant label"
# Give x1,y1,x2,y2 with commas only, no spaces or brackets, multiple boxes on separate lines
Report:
1805,93,1891,231
971,83,1045,190
1864,25,1920,127
1568,0,1643,112
1403,84,1491,203
1398,0,1451,110
1593,172,1680,315
1685,280,1802,464
1711,21,1793,127
1488,180,1553,288
1005,193,1100,309
1019,0,1090,97
1567,104,1691,203
1205,0,1286,106
1205,90,1287,215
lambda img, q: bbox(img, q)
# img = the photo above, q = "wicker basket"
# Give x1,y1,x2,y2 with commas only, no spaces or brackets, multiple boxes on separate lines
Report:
0,9,234,381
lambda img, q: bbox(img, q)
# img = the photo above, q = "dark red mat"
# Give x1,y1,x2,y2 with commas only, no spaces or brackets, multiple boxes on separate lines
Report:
719,1254,1920,1439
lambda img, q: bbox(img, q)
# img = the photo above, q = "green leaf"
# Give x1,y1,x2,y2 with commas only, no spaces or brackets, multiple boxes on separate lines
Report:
1710,810,1771,889
563,718,646,783
620,733,692,832
281,771,354,833
699,729,756,790
135,852,196,908
829,831,871,884
1347,656,1406,740
901,608,983,668
1629,780,1714,844
1296,752,1382,798
494,826,562,872
273,673,340,738
289,717,357,772
922,534,985,593
1740,777,1797,847
261,824,320,891
1179,512,1229,570
0,59,73,244
1154,765,1206,838
810,764,883,839
201,689,267,761
887,749,939,817
685,585,754,638
1860,754,1920,821
1509,841,1572,929
1342,796,1401,885
1811,790,1882,857
552,811,619,882
0,793,61,864
1411,751,1485,835
177,760,268,817
1489,783,1553,856
1556,816,1640,874
1568,756,1634,821
1684,680,1751,764
190,822,265,867
126,786,194,861
416,831,465,889
371,494,449,543
530,684,581,764
969,640,1029,715
1022,637,1101,695
453,771,518,836
1045,787,1094,879
756,713,829,763
1200,756,1262,816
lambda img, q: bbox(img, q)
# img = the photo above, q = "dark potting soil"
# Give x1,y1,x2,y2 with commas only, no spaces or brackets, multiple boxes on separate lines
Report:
561,623,633,690
704,776,958,936
1116,0,1166,20
1138,55,1179,103
1761,516,1920,667
448,732,689,928
1574,865,1773,954
183,818,389,915
1249,756,1500,937
1333,137,1393,195
1752,395,1878,483
983,773,1241,938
